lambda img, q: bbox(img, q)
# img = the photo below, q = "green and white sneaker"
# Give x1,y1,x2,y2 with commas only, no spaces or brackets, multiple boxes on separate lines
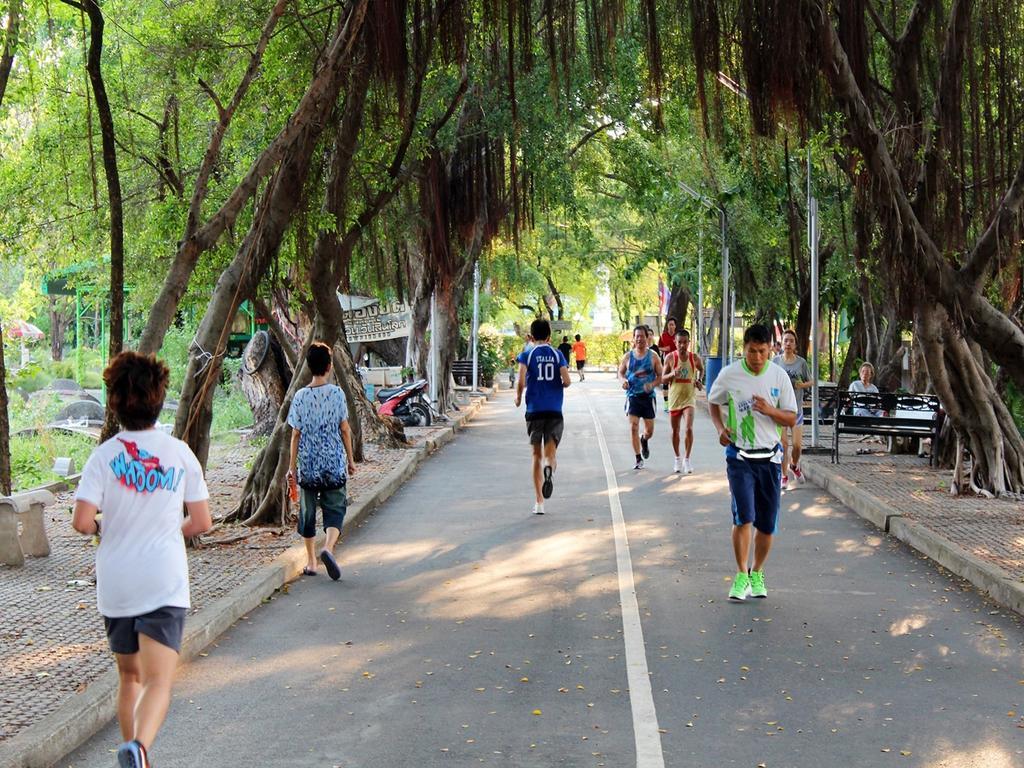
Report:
728,571,752,601
749,569,767,598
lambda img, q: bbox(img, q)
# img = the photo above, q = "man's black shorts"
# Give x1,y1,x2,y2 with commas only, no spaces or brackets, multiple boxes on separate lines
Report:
575,360,586,371
626,394,656,420
526,413,564,446
104,606,187,655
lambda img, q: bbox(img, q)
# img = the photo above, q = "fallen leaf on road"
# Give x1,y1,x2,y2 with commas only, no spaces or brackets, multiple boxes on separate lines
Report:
532,709,542,716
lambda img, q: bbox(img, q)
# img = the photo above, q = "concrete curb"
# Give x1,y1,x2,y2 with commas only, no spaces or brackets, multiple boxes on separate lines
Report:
800,461,903,532
0,391,493,768
802,460,1024,618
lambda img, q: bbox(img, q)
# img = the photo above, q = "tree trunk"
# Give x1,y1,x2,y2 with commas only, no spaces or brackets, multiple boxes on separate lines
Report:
239,331,287,437
667,279,691,331
174,126,332,468
63,0,125,443
136,0,361,356
432,277,466,413
48,296,69,361
367,337,407,366
0,323,11,495
408,250,434,379
916,302,1024,495
0,0,22,107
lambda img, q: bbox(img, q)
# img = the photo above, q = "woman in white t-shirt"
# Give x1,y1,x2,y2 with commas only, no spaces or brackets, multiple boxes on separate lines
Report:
73,352,211,768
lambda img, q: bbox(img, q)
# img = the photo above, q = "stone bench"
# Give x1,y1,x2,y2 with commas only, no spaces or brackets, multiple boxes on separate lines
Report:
0,489,56,567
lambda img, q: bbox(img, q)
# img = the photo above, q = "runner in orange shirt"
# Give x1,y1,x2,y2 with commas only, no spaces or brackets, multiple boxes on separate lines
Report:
571,334,587,382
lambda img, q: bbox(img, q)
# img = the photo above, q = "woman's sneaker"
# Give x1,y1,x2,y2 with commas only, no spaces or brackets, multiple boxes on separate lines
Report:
117,740,150,768
728,571,752,601
673,456,682,473
532,502,545,515
542,465,554,499
781,474,789,491
749,569,768,598
640,435,650,459
684,458,694,474
791,464,806,484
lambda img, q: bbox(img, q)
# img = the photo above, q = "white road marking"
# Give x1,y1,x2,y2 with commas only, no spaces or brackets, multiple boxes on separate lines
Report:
586,395,666,768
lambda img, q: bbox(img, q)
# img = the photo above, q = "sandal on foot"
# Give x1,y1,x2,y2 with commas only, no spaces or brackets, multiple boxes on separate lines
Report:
302,567,317,576
320,549,341,581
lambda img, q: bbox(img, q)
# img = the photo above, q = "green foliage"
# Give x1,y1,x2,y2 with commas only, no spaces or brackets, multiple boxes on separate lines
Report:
1005,380,1024,438
584,334,630,366
209,359,253,435
9,431,96,492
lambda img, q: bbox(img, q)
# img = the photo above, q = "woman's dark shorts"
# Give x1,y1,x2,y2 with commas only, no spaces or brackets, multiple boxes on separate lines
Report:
526,414,564,446
299,486,347,538
104,606,187,655
575,360,586,371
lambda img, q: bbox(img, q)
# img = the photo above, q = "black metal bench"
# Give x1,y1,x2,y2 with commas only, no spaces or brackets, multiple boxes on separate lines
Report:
832,391,943,465
802,385,840,426
452,359,491,388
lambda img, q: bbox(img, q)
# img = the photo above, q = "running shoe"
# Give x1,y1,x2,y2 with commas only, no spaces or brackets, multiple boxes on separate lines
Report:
634,458,645,470
684,458,694,475
116,740,149,768
749,569,768,598
791,464,806,484
542,465,554,499
673,456,682,473
781,474,789,491
532,502,545,515
728,571,752,602
640,435,650,459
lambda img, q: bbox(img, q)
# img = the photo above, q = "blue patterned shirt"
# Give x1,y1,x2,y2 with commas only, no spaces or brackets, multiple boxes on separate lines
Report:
287,384,349,490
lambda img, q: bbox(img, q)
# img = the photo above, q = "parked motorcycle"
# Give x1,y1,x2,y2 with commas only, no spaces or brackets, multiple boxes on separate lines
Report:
377,378,432,427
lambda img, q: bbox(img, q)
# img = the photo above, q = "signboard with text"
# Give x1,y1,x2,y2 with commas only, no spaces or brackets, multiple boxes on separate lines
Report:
343,301,412,343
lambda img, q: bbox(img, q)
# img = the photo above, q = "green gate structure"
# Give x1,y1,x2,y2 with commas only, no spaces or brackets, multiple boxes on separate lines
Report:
41,260,112,386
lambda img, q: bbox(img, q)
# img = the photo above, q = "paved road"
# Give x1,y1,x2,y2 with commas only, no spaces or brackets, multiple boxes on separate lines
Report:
64,373,1024,768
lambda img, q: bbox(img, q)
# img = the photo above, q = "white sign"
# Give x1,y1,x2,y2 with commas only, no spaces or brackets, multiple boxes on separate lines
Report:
343,300,411,342
550,320,572,331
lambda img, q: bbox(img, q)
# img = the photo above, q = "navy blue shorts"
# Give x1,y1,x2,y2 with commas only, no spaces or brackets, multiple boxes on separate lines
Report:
626,394,656,420
104,606,187,655
299,486,347,538
725,445,782,534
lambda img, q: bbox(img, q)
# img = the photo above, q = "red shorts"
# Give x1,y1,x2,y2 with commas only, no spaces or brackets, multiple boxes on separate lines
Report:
669,406,695,418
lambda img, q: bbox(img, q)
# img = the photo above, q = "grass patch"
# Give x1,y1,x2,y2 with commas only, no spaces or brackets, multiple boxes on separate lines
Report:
10,430,97,492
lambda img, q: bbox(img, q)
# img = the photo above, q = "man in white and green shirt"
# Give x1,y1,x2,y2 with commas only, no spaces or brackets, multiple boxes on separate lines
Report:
708,324,798,601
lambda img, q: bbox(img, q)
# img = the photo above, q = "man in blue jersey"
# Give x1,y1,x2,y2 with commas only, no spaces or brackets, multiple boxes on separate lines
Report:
618,325,664,469
515,318,571,515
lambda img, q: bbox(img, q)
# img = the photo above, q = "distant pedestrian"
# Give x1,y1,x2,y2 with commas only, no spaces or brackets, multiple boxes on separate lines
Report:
708,324,797,601
523,331,536,354
558,335,573,365
515,318,571,514
658,317,678,413
849,362,883,417
662,328,704,473
571,334,587,382
287,341,355,581
772,329,812,489
72,351,212,768
618,325,663,469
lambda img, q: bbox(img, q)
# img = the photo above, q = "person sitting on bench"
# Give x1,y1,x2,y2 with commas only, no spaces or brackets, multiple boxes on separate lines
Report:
849,363,884,417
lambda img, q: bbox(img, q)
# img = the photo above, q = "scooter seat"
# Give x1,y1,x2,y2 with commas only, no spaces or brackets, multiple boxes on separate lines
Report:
376,386,404,402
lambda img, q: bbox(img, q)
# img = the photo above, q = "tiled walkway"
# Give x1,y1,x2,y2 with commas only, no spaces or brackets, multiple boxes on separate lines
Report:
0,428,446,744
